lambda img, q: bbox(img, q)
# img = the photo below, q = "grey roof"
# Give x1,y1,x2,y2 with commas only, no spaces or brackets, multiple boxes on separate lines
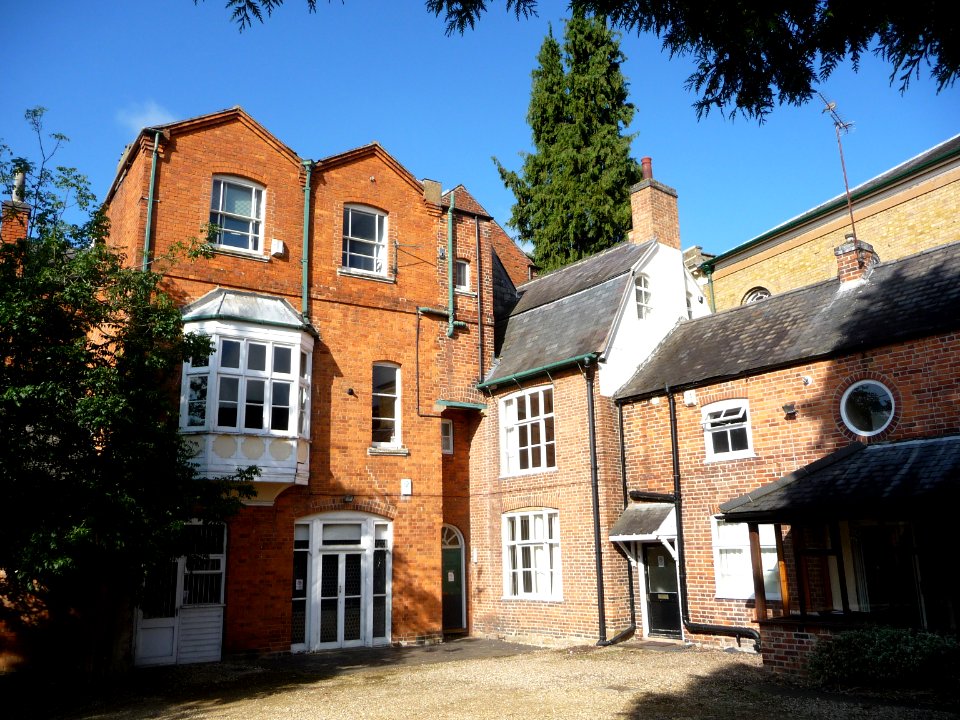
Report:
617,240,960,400
708,134,960,267
182,288,311,332
482,242,650,386
609,503,676,539
720,435,960,522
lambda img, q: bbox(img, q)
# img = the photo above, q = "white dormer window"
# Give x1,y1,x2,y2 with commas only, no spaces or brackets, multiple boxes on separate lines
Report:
635,274,652,319
702,399,754,461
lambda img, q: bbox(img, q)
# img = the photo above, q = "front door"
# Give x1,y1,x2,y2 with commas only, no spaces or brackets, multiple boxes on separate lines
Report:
644,543,681,638
442,525,465,632
135,559,182,665
318,552,364,648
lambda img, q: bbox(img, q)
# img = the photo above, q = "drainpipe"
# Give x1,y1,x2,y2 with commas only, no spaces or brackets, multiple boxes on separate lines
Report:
598,404,637,647
447,190,456,337
585,359,608,644
668,389,761,651
301,160,313,324
703,264,716,313
142,130,161,272
475,215,484,378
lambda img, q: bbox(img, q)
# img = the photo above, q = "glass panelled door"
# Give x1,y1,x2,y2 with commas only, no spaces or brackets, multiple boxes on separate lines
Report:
318,552,364,647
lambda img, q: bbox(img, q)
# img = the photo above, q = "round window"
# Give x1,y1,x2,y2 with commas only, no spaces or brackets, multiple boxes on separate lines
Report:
840,380,895,436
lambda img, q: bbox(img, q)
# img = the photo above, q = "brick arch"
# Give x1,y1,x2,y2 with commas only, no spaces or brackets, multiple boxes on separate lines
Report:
832,371,901,442
306,497,397,519
210,170,270,188
501,490,562,514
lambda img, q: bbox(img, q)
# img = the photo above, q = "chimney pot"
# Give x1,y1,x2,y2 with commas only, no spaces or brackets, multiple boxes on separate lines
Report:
641,157,653,181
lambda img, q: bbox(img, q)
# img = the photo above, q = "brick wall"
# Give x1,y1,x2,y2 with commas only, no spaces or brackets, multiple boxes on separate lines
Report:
469,367,632,645
710,165,960,309
102,110,503,654
620,330,960,651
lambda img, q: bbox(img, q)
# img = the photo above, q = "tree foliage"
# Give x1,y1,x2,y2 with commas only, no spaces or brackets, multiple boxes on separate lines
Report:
0,110,253,613
495,12,641,271
209,0,959,119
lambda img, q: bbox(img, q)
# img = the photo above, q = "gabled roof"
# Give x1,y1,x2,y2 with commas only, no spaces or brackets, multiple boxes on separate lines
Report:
182,288,312,333
106,107,303,202
314,142,424,195
481,242,651,387
617,240,960,400
704,134,960,271
720,435,960,522
442,186,491,218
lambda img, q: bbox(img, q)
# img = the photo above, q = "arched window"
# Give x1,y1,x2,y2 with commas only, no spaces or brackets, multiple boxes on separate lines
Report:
741,287,771,305
209,176,264,253
342,205,388,275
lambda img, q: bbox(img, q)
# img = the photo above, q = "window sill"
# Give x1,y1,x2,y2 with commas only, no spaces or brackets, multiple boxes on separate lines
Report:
367,445,410,457
499,466,558,480
454,289,476,298
715,593,782,602
211,245,270,262
704,451,757,464
501,594,564,603
180,427,306,440
338,267,396,284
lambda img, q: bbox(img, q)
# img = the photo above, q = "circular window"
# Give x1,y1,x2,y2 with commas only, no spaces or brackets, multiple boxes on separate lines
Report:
840,380,895,436
742,287,771,304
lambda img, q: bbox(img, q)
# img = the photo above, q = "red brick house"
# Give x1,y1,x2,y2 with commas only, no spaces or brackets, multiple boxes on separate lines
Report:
468,164,709,645
614,238,960,673
101,107,532,665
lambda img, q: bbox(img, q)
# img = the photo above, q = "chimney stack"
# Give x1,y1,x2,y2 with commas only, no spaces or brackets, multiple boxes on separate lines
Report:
628,157,681,250
1,172,30,245
422,178,441,206
834,234,879,283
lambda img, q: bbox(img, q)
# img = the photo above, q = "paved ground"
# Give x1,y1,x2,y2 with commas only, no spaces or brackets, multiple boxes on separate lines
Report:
6,638,958,720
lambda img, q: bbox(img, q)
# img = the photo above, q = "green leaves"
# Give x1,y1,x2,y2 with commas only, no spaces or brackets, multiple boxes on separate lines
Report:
495,12,641,271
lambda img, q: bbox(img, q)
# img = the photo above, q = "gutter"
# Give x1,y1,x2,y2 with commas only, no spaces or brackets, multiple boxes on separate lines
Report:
476,353,596,391
447,190,456,337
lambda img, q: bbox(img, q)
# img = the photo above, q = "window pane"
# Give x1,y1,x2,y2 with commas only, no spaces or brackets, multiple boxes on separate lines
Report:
712,431,730,454
349,209,376,240
223,183,253,216
542,389,553,415
247,343,267,372
322,523,362,545
274,346,292,374
271,381,291,431
218,377,239,427
373,365,397,395
244,379,265,429
730,427,749,451
188,376,207,426
220,340,241,368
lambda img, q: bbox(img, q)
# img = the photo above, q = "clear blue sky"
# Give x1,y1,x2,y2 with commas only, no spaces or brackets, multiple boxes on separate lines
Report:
2,1,958,256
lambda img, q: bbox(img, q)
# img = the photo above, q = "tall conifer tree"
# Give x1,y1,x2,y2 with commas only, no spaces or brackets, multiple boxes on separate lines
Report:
496,11,640,271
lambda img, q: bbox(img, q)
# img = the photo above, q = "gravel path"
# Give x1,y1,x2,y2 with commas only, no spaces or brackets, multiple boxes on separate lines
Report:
14,643,958,720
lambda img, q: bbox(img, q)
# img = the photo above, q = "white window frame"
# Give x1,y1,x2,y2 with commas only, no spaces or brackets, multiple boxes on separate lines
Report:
209,176,264,253
342,205,388,276
742,287,771,305
711,517,780,600
635,273,652,319
180,327,312,439
454,259,470,292
440,419,454,454
839,380,895,437
499,386,556,477
181,523,227,607
371,363,401,447
702,399,754,461
502,509,562,601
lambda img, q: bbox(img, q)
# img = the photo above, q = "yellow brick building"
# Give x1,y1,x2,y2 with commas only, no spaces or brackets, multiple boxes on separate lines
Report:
701,135,960,310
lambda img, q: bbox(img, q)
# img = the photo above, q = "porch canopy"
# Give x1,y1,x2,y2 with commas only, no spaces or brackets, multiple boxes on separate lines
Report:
609,502,676,562
719,435,960,626
720,435,960,524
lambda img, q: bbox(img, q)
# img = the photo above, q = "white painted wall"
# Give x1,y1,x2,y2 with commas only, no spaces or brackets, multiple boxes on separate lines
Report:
599,243,710,397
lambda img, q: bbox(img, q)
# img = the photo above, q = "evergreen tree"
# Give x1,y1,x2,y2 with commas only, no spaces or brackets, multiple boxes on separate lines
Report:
495,11,641,271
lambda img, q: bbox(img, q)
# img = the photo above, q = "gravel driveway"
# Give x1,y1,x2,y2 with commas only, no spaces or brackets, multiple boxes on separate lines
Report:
11,640,958,720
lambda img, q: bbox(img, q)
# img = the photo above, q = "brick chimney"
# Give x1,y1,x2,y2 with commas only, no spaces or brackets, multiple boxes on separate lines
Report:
834,234,879,282
628,157,680,250
0,172,30,244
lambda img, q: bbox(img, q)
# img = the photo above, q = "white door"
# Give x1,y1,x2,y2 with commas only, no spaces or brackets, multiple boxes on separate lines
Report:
316,552,364,648
135,559,183,666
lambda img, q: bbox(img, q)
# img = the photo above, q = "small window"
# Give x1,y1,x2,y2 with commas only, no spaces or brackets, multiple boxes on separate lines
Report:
840,380,895,436
635,274,652,319
441,419,454,454
454,259,470,291
500,386,556,476
685,292,694,320
742,287,771,305
712,518,780,600
372,363,400,446
343,206,388,275
702,399,753,461
182,524,226,606
503,509,562,600
209,177,264,252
